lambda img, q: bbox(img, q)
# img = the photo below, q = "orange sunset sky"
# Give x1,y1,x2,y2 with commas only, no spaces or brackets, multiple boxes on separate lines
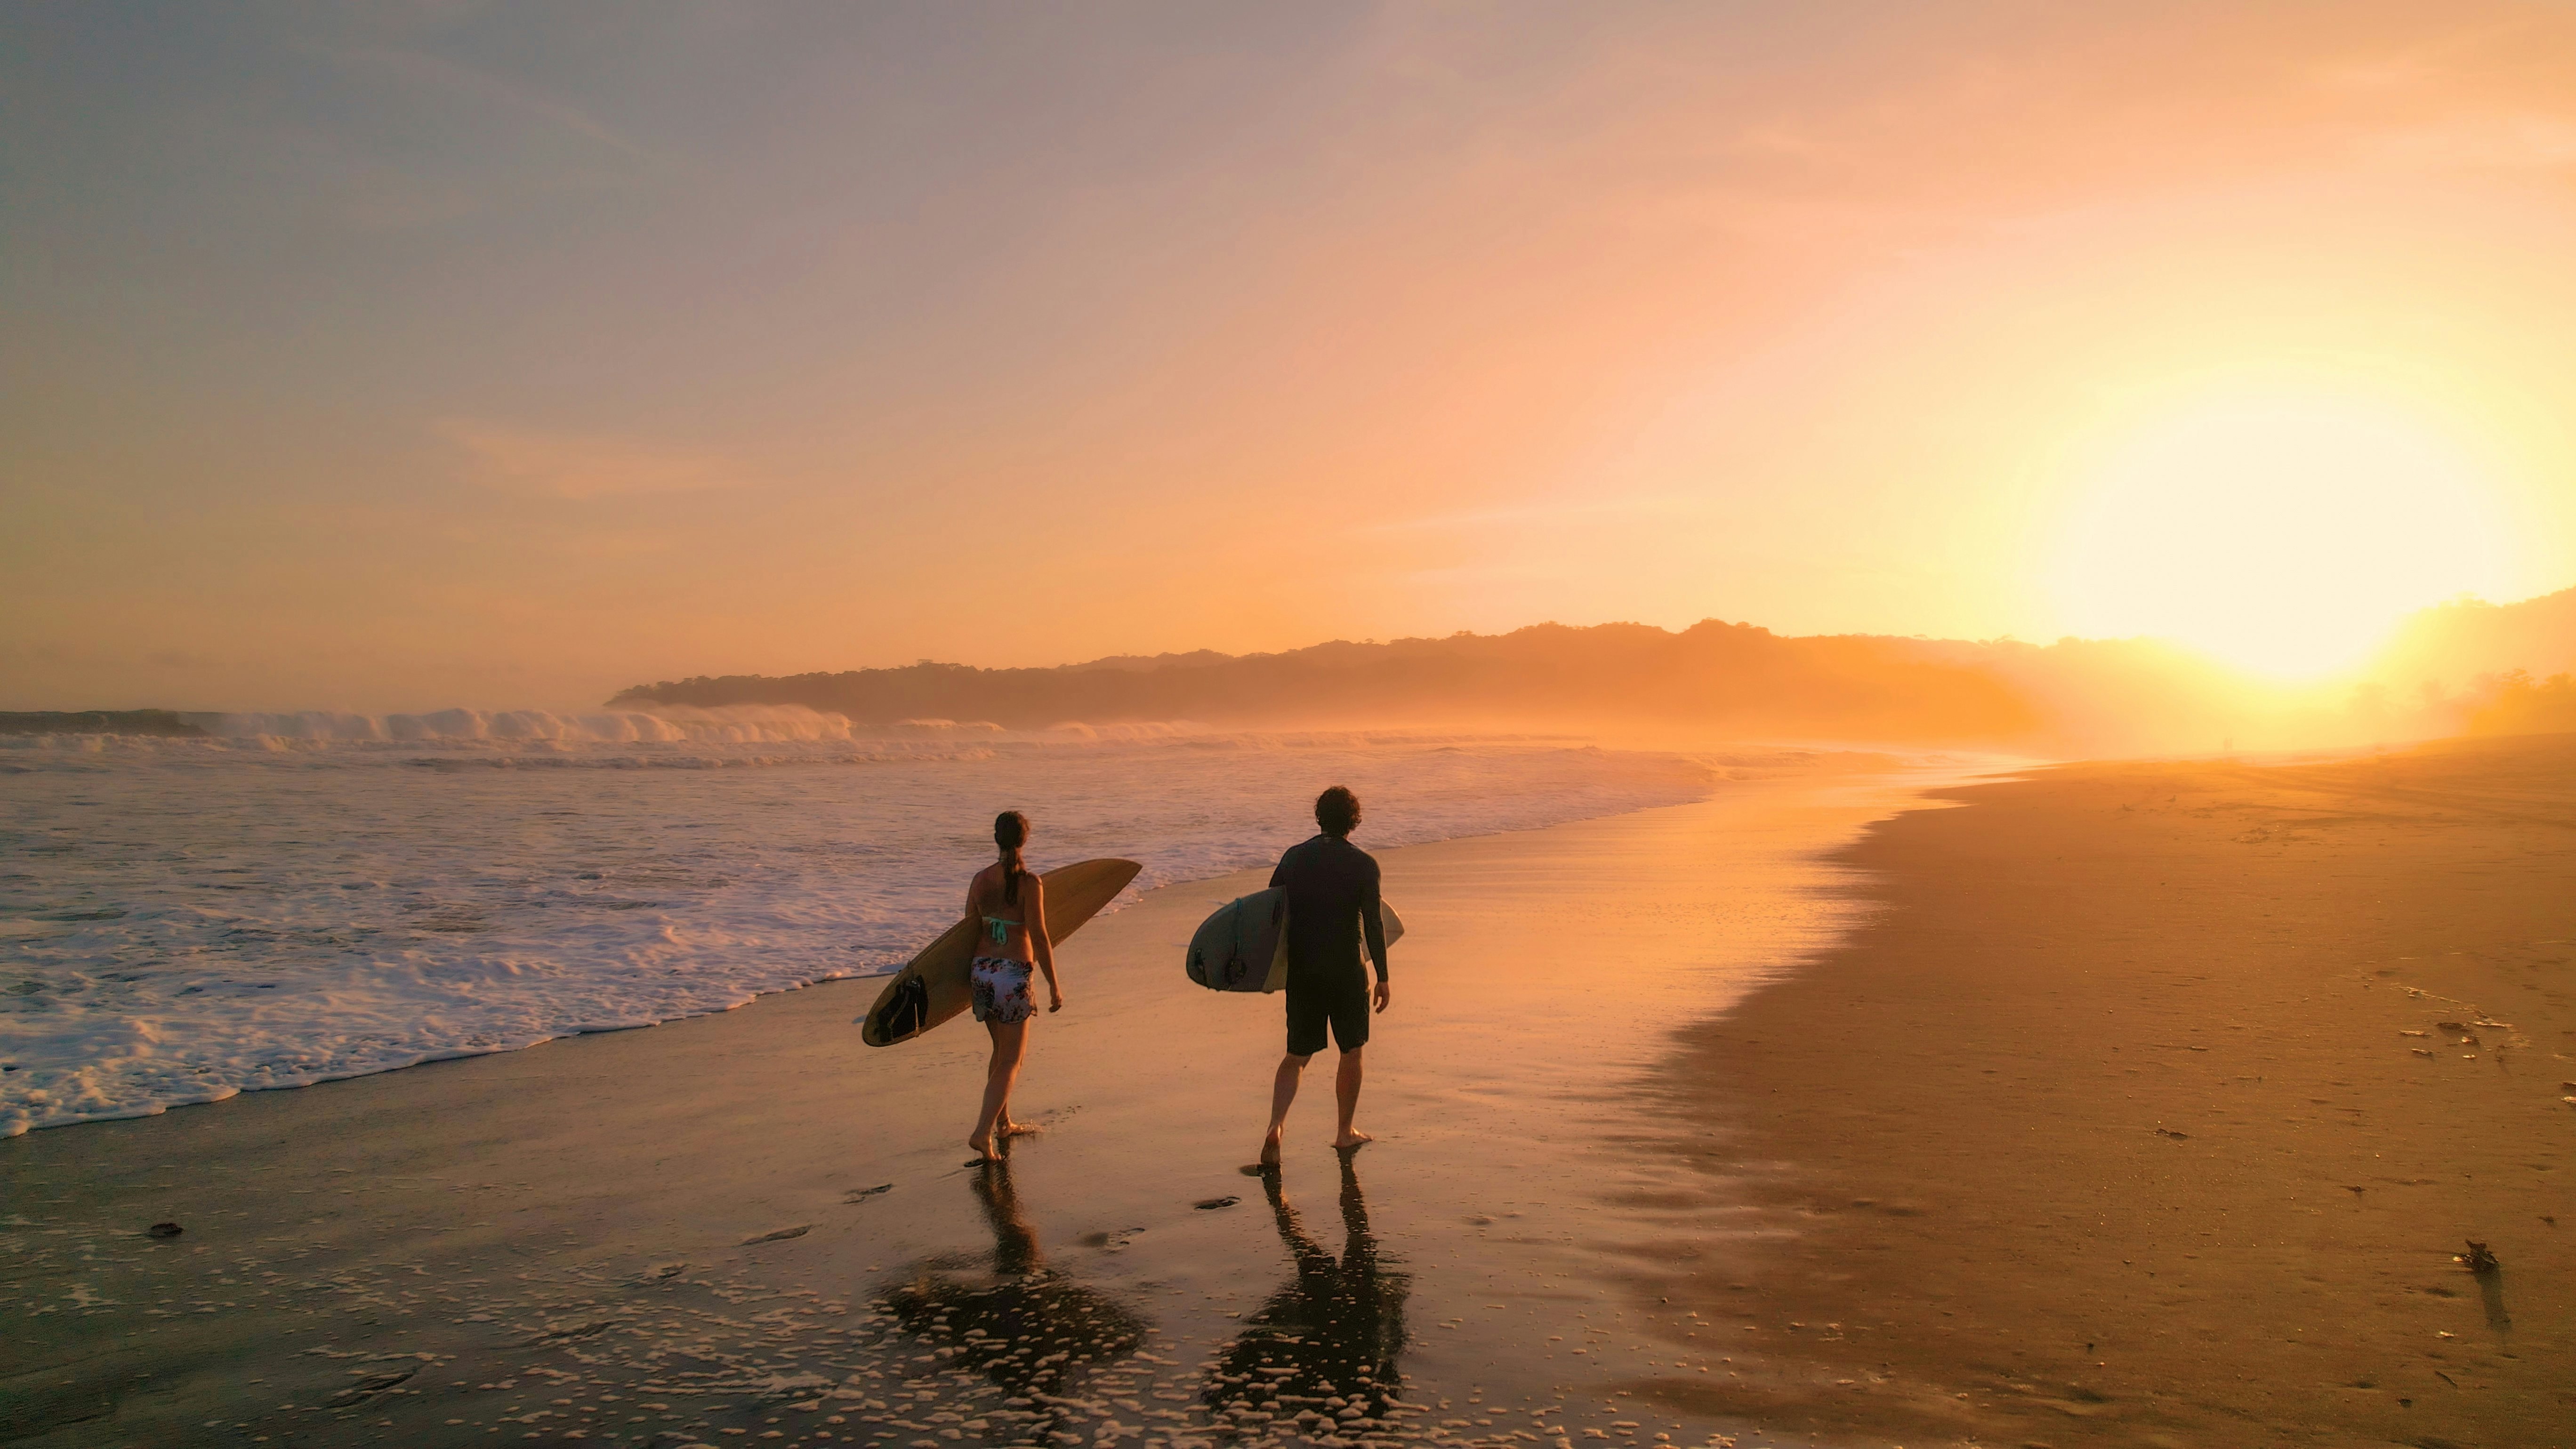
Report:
6,2,2576,711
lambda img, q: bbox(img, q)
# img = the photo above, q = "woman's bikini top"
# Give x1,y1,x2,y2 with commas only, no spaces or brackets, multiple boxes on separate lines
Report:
978,868,1032,948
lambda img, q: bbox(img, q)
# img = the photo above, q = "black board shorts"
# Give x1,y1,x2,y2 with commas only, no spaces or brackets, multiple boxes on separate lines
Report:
1286,961,1371,1055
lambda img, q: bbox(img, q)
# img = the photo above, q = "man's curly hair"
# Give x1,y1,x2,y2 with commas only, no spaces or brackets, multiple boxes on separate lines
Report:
1314,785,1362,837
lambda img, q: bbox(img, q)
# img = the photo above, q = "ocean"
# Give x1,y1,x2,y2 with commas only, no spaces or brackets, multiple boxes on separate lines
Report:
0,709,1715,1136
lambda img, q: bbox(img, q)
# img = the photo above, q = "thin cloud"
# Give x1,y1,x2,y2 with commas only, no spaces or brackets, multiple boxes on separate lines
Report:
443,421,751,501
2367,112,2576,170
309,39,647,162
1364,494,1706,535
266,34,652,229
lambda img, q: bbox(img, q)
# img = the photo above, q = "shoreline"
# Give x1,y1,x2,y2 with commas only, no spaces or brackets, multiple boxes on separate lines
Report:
3,763,1943,1448
2,732,1765,1139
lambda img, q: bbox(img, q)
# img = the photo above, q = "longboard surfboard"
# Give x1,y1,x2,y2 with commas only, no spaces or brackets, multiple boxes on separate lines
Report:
859,857,1143,1047
1185,887,1405,993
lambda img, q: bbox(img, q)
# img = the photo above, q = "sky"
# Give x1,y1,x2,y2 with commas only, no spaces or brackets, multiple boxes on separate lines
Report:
7,1,2576,711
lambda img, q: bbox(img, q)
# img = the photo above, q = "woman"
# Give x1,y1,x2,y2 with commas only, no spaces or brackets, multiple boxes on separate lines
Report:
964,810,1062,1159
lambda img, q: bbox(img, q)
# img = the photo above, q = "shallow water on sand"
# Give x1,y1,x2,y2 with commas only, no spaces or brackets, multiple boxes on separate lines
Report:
1,765,1979,1449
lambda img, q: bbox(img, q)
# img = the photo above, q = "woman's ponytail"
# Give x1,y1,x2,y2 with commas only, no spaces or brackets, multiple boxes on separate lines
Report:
994,810,1030,906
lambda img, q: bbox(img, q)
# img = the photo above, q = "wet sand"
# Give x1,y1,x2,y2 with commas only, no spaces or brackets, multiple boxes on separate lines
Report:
1,757,1930,1449
9,737,2566,1449
1623,733,2576,1447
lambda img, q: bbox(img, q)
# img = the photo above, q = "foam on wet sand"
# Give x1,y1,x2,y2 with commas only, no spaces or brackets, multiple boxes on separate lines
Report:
0,723,1715,1134
3,757,1921,1447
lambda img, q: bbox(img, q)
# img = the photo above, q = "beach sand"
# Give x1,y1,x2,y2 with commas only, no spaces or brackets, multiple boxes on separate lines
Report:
1627,733,2576,1447
6,738,2570,1449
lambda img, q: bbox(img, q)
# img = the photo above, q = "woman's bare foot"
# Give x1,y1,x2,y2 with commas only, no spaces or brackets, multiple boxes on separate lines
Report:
1332,1128,1373,1150
1257,1130,1283,1167
966,1135,998,1161
996,1118,1041,1138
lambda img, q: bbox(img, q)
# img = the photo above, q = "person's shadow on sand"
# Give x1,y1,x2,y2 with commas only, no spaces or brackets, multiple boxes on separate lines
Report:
1204,1151,1411,1431
882,1157,1150,1411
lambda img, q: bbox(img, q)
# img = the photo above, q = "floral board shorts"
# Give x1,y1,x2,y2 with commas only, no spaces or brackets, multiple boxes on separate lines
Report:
970,957,1036,1025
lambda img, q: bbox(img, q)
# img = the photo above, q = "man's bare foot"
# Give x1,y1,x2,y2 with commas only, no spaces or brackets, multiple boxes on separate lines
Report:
1332,1129,1373,1150
1257,1131,1283,1167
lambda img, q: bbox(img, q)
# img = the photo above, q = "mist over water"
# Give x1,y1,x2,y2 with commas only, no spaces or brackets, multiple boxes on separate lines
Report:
0,712,1717,1135
180,705,1104,747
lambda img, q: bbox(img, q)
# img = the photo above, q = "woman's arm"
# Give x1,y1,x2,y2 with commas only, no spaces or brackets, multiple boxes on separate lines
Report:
1026,875,1062,1011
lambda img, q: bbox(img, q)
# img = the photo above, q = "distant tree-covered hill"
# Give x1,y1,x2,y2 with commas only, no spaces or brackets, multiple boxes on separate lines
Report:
611,620,2213,748
611,593,2576,753
2376,585,2576,689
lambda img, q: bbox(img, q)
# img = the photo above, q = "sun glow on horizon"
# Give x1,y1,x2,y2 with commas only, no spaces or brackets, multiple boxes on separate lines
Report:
2046,390,2517,681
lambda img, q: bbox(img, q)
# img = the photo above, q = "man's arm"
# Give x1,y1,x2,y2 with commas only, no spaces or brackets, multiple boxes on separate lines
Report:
1359,855,1388,984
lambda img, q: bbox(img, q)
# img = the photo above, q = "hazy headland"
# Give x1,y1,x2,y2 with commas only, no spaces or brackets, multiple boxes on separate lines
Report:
8,589,2571,758
612,587,2576,755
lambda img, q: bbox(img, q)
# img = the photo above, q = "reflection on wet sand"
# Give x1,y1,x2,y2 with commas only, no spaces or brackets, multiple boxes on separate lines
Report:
1206,1152,1411,1437
884,1158,1151,1429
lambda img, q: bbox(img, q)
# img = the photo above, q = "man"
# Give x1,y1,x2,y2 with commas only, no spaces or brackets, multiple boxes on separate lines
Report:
1259,785,1391,1165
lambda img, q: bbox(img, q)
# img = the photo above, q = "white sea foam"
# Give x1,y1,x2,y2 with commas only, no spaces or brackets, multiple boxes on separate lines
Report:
0,718,1715,1135
194,703,873,744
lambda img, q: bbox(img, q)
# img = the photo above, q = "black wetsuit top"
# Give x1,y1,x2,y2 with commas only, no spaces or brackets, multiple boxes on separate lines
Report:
1270,833,1389,984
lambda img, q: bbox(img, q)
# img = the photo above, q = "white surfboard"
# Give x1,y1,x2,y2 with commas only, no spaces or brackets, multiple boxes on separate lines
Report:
1185,888,1403,993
